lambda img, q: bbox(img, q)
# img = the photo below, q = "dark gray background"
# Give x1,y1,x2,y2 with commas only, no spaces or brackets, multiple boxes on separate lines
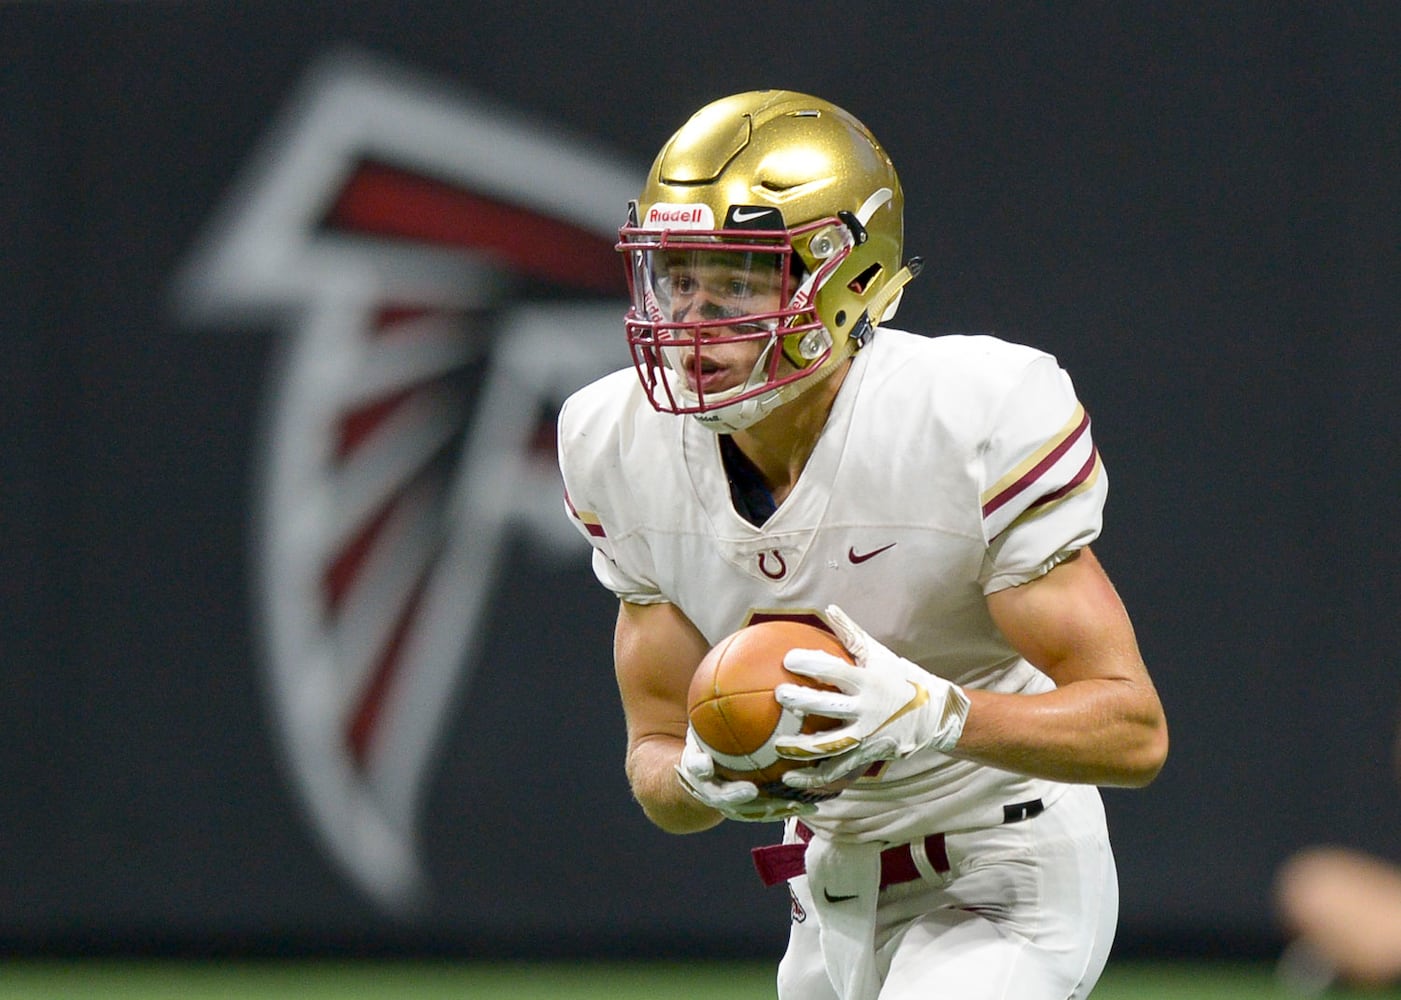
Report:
4,1,1398,960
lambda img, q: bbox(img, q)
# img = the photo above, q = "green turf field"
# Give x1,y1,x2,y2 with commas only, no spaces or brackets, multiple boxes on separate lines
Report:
2,959,1399,1000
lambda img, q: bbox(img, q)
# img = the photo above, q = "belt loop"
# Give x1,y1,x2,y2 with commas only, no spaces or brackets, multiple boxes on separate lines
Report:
909,833,949,882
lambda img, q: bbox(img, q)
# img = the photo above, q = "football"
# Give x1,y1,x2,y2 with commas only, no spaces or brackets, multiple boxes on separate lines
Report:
686,619,850,796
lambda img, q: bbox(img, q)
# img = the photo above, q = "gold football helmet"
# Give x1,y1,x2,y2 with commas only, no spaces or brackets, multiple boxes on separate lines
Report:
618,90,920,432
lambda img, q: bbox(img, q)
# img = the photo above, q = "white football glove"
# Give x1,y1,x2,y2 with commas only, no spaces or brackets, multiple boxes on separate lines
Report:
773,605,971,790
675,727,817,823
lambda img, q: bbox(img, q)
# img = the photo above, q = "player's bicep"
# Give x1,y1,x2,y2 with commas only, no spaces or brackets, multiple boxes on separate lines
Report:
613,600,710,745
986,547,1147,686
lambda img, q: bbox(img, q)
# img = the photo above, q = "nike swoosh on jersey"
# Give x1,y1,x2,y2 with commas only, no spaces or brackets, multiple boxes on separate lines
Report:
847,542,897,563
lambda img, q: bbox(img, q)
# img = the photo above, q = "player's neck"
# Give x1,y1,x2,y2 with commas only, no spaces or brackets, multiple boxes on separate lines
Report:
730,360,851,503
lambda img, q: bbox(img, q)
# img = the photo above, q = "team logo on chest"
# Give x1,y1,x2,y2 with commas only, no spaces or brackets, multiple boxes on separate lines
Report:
757,549,788,580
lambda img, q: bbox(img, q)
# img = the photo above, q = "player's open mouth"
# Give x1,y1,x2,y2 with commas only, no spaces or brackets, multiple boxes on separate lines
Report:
684,354,739,394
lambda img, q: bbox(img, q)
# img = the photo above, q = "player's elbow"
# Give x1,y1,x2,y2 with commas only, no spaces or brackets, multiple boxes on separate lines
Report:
1116,716,1170,788
639,798,724,835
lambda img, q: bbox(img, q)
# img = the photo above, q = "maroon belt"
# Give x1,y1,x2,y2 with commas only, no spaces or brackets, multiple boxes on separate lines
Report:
751,798,1043,890
751,823,949,889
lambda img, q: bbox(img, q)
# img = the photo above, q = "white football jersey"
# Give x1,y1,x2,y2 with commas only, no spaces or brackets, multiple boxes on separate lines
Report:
558,329,1108,842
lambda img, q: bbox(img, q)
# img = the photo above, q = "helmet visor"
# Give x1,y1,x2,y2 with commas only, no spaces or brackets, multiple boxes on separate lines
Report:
644,248,787,331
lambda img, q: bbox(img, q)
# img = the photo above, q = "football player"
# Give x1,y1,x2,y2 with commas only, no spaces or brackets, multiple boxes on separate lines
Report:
558,90,1168,1000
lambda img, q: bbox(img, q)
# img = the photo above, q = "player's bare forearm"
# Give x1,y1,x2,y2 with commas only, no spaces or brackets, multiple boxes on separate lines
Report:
624,733,724,833
954,679,1167,786
613,600,720,833
976,547,1169,787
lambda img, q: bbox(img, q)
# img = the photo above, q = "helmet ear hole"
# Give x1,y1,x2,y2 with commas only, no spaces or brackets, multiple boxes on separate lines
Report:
848,262,883,295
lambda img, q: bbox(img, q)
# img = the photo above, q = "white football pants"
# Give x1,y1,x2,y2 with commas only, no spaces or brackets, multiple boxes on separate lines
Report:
775,784,1118,1000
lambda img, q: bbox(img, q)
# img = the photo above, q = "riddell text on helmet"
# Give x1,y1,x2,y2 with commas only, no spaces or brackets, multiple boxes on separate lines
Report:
644,204,714,229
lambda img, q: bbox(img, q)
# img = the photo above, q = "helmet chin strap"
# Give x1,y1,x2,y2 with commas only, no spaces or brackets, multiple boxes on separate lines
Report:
688,334,821,434
688,332,861,435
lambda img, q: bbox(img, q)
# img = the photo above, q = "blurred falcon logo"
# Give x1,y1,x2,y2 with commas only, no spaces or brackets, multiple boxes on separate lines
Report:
171,51,635,913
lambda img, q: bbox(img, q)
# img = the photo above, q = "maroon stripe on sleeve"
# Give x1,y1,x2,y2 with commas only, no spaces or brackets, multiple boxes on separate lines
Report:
981,411,1091,519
